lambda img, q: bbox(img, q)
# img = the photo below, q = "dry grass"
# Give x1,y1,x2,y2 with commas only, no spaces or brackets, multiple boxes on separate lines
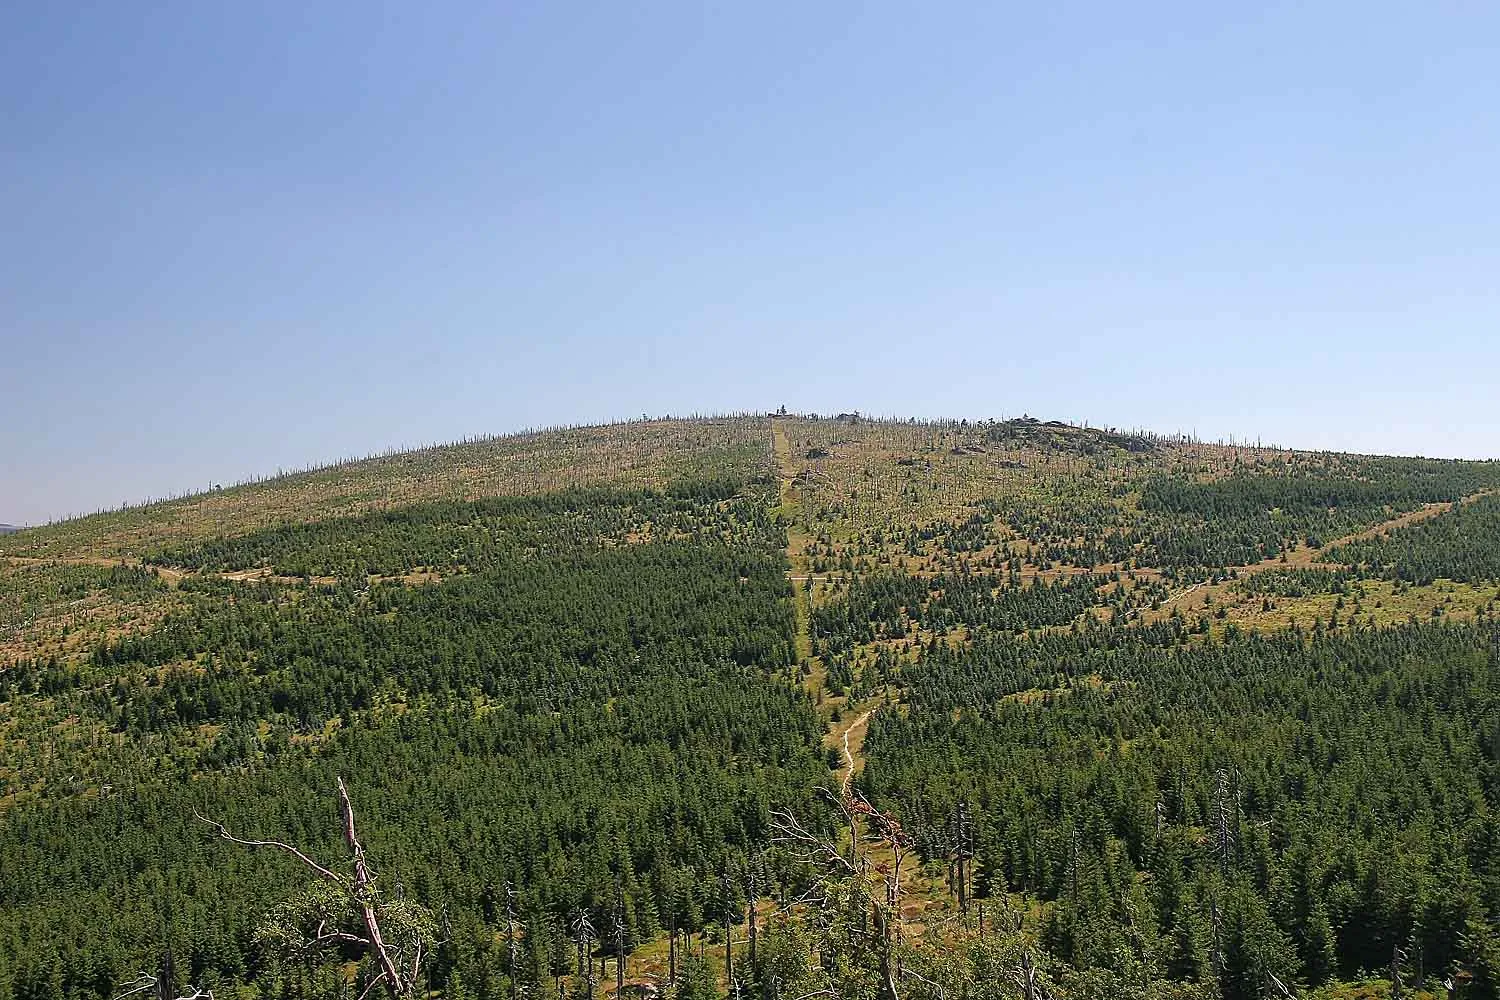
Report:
773,415,1342,582
0,560,180,663
1199,577,1500,638
2,417,773,561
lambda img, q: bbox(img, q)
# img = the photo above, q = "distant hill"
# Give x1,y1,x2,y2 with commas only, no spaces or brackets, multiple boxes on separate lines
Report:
0,524,19,534
5,412,1500,999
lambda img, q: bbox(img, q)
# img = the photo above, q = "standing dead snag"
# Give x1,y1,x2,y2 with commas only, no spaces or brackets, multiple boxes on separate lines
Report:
505,881,523,1000
571,909,598,1000
949,801,973,918
747,850,762,974
613,883,627,997
195,777,436,1000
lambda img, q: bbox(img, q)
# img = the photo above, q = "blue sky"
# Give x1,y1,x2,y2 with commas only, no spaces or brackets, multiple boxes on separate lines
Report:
3,3,1498,524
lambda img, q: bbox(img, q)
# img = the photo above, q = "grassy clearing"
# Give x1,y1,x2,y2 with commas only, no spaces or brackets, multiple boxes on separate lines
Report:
1206,577,1500,637
0,560,180,663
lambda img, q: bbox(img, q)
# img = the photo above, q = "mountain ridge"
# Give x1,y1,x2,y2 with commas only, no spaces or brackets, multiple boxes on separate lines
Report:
7,412,1496,562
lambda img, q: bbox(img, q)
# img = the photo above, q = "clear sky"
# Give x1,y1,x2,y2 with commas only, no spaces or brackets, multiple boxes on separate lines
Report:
3,3,1498,525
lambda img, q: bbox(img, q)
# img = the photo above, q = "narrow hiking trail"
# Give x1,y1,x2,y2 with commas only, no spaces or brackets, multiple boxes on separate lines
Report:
773,419,886,801
773,419,820,681
834,709,874,795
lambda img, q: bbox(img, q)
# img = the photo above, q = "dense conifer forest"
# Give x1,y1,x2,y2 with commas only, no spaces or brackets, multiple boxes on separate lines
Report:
3,414,1500,1000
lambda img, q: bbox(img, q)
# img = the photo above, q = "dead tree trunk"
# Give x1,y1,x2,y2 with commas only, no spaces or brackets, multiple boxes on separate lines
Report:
747,897,757,975
573,913,595,1000
614,889,625,996
872,906,899,1000
156,948,176,1000
1018,950,1038,1000
668,917,677,986
505,883,520,1000
723,875,733,987
747,852,760,974
338,778,406,995
196,778,428,1000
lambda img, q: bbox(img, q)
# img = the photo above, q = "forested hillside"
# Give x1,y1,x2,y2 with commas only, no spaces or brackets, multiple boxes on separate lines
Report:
3,414,1500,1000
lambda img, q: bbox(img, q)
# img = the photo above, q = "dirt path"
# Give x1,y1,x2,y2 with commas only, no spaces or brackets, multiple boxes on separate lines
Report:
774,419,821,675
772,420,892,797
1300,498,1473,556
825,707,874,795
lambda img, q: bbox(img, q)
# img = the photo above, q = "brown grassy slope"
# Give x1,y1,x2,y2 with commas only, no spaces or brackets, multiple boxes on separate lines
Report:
777,415,1298,573
0,560,177,663
1,417,774,561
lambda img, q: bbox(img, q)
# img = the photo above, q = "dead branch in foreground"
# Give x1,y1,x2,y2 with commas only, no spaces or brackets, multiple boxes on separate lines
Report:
195,777,432,1000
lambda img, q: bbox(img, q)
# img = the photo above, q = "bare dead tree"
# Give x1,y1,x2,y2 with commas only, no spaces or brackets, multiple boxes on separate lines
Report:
195,777,435,1000
950,801,973,917
722,863,735,986
113,974,215,1000
1265,969,1297,999
1213,768,1238,877
571,909,598,1000
613,882,627,996
668,904,677,987
747,849,762,973
505,881,522,1000
1013,949,1043,1000
1410,927,1426,991
1066,831,1081,908
1209,897,1225,986
769,802,858,880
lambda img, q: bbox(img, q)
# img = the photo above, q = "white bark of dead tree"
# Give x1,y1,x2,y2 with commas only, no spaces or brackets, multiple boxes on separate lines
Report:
195,776,430,1000
337,777,409,996
112,973,214,1000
